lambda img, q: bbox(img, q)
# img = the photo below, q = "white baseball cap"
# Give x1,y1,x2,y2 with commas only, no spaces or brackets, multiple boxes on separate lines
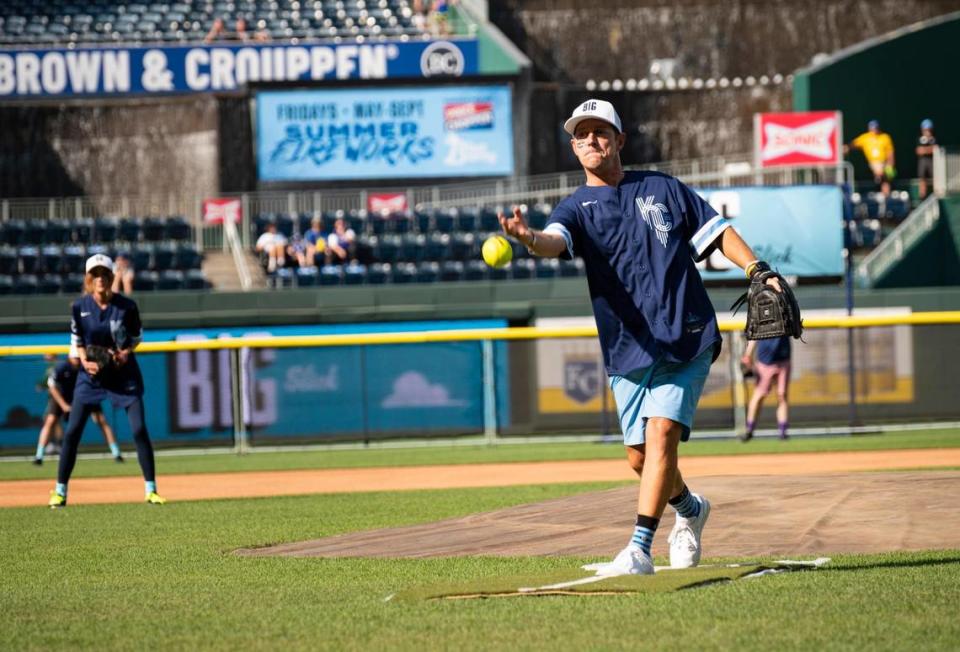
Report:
85,253,114,273
563,99,623,136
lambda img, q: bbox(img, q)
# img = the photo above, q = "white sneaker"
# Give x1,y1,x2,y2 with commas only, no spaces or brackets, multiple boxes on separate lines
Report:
584,545,655,577
668,494,711,568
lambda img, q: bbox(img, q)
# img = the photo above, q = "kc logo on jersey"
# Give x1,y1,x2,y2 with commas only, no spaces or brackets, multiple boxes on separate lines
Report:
636,195,672,248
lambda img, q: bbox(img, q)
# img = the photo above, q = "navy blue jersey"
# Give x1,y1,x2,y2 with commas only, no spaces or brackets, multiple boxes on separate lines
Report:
70,293,145,402
49,360,79,404
545,171,731,375
756,335,791,364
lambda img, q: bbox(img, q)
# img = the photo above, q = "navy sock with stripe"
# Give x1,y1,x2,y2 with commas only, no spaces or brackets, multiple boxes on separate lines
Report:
669,485,701,519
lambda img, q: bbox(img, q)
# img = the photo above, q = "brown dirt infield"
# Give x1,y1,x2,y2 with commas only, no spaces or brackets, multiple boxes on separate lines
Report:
2,447,959,509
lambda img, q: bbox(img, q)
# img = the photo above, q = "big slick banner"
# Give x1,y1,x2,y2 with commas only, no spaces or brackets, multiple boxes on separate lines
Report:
754,111,842,168
256,84,514,181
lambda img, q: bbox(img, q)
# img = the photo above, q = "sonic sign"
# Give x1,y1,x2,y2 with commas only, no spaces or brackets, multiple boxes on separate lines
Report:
754,111,843,168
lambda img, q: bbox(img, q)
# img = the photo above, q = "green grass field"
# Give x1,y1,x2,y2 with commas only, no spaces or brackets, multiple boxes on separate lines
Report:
3,482,958,651
3,428,959,481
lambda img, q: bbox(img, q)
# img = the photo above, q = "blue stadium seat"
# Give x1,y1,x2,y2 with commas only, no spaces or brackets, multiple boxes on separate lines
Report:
434,208,457,233
183,269,207,290
390,262,417,284
886,197,909,220
157,269,185,290
295,266,319,287
1,219,25,246
864,197,881,220
132,243,154,271
415,210,432,233
13,274,39,295
440,260,464,282
38,274,63,294
425,233,451,261
40,245,63,274
119,217,141,243
164,215,192,241
0,246,18,275
253,213,273,239
416,261,439,284
71,217,94,243
488,264,510,281
535,257,560,279
0,275,13,295
457,207,479,233
275,213,295,238
399,233,425,262
450,232,476,261
372,234,400,265
153,242,176,270
45,219,71,244
367,263,390,285
391,212,413,234
464,260,488,281
134,270,158,292
296,212,314,236
94,217,119,243
343,262,367,285
87,243,113,258
346,210,367,235
511,258,536,280
23,220,46,245
18,246,40,274
63,273,85,294
319,265,344,286
559,258,585,277
141,217,165,242
174,243,202,270
479,208,500,232
528,204,550,230
370,213,390,236
270,267,295,289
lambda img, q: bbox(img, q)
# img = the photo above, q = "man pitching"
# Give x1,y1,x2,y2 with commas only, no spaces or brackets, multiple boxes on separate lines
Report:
499,99,779,575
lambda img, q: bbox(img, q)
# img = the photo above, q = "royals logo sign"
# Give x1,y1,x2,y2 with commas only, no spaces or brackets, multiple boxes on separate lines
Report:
754,111,842,168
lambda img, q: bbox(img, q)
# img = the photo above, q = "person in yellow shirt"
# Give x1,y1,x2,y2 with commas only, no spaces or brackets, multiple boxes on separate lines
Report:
847,120,895,196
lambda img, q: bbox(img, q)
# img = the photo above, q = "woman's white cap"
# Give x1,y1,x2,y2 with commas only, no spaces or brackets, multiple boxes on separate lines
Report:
563,99,623,135
85,254,114,273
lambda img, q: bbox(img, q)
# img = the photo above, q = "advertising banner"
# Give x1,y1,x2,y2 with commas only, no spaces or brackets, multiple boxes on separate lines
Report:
695,185,844,280
0,39,478,99
255,84,514,181
202,198,242,224
368,192,408,214
754,111,842,168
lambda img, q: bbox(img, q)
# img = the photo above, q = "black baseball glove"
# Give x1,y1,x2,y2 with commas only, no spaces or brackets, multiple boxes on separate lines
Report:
84,345,116,375
731,262,803,341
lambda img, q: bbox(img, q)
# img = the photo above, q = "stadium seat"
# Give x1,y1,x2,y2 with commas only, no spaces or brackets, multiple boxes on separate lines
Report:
295,266,319,287
464,259,488,281
864,197,881,220
457,207,479,233
71,217,95,243
40,245,63,274
425,233,451,261
535,258,560,279
434,208,457,233
38,274,63,294
132,243,154,271
488,264,510,281
153,242,177,270
399,233,426,262
440,260,464,282
141,217,165,242
157,269,185,290
18,246,40,274
1,219,25,246
181,269,206,290
391,212,413,234
559,258,585,277
174,243,202,270
275,213,295,238
319,265,344,286
370,213,390,236
343,262,367,285
529,204,551,230
0,246,18,275
94,217,119,243
45,219,71,244
511,258,536,280
416,261,440,284
450,232,476,261
390,262,417,284
134,270,159,292
270,267,295,289
253,213,273,239
23,220,46,245
164,215,192,241
886,197,909,220
63,273,85,294
13,274,39,295
367,263,390,285
118,217,141,243
415,210,432,233
479,208,500,232
346,210,367,235
0,275,13,295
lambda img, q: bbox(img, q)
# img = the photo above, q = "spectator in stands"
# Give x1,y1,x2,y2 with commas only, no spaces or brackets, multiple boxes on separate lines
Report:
289,234,309,268
428,0,457,37
204,17,227,43
256,222,289,273
235,17,251,42
304,217,327,267
111,252,135,295
325,218,356,265
412,0,429,32
916,119,937,199
254,19,272,42
847,119,895,197
34,353,124,465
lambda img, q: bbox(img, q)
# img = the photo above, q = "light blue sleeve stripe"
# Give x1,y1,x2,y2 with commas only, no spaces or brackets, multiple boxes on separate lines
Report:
691,216,732,256
544,223,574,259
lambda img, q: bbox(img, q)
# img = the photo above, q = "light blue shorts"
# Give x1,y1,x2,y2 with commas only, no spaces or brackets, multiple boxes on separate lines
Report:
609,346,714,446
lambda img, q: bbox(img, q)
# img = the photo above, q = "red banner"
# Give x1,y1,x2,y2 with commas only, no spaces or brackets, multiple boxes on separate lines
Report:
367,193,408,215
754,111,842,168
202,198,242,224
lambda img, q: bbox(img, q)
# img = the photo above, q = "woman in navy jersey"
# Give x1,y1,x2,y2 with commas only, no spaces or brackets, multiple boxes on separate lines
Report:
48,254,165,507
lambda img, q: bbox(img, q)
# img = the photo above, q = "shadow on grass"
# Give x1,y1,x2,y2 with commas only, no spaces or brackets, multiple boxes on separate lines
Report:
823,554,960,573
